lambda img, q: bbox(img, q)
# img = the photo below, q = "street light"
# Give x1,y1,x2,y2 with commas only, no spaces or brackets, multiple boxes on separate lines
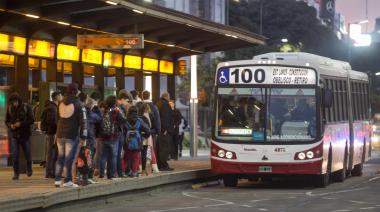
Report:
375,72,380,76
347,20,371,63
281,38,288,43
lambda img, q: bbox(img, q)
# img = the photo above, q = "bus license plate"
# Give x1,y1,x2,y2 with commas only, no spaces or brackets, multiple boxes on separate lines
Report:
259,166,272,173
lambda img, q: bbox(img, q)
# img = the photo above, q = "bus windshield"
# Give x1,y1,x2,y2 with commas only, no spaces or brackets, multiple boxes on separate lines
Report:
217,87,317,142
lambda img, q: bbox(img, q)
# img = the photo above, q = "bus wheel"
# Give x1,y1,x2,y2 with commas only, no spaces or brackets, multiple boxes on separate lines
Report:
223,174,238,187
352,140,366,177
334,145,348,182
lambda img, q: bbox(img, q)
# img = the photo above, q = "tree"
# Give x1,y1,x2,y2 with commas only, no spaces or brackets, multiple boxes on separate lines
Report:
224,0,347,61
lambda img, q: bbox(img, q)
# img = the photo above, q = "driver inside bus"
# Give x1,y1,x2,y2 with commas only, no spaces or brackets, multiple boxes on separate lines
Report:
284,98,316,138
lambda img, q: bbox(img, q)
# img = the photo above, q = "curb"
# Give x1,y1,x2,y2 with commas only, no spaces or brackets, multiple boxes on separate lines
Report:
0,169,215,212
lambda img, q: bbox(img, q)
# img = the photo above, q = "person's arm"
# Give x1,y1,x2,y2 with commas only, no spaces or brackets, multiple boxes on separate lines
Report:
20,104,34,127
79,106,88,139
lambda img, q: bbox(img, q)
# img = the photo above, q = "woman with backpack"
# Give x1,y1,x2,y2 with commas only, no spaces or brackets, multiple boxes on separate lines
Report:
100,96,127,179
124,105,150,177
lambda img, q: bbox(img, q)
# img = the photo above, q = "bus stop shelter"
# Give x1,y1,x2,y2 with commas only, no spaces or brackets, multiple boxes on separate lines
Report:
0,0,265,163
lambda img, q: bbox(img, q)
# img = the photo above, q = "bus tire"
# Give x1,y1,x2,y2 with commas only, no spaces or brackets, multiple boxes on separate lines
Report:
315,148,332,187
334,144,348,182
352,140,366,177
223,174,238,187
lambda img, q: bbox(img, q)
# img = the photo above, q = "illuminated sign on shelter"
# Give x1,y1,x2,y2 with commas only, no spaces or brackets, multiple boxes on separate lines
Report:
143,58,158,72
28,39,55,58
104,52,122,67
159,60,173,74
77,34,144,49
82,49,102,65
124,55,141,70
57,44,80,61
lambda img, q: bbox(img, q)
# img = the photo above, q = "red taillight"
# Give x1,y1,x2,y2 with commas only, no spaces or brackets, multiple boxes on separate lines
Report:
294,143,322,160
211,143,237,160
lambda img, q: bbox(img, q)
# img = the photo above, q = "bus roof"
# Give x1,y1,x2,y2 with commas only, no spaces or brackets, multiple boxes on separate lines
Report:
217,52,368,82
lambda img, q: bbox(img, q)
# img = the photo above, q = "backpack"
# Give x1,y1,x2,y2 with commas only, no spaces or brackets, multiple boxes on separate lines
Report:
101,109,116,138
126,119,142,151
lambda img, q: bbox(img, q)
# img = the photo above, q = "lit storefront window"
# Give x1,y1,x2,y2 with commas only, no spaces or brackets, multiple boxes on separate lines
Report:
82,49,102,65
57,44,80,61
0,33,26,55
0,54,14,66
28,58,40,68
124,55,141,70
28,39,55,58
104,52,122,67
143,57,158,72
159,60,173,74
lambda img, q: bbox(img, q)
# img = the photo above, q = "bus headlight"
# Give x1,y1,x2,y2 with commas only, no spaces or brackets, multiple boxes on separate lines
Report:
218,150,225,158
306,151,314,159
225,151,233,159
372,136,380,143
297,152,306,160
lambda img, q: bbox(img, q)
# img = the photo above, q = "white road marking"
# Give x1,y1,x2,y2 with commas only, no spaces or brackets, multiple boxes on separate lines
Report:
273,192,304,195
368,176,380,182
323,197,337,200
360,207,376,210
258,208,268,211
250,199,270,203
349,200,367,204
182,192,234,208
241,205,253,208
288,196,297,199
306,187,368,197
148,207,199,212
331,209,351,212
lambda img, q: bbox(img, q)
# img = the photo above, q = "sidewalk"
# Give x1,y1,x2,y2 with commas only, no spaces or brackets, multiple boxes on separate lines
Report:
0,157,212,212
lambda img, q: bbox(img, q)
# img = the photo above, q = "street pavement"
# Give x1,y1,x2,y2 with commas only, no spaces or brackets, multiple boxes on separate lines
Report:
87,151,380,212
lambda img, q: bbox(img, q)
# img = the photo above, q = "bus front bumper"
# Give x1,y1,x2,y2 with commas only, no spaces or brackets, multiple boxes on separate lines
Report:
211,158,323,175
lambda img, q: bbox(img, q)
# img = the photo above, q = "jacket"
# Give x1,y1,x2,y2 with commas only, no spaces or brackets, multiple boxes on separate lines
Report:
42,101,58,135
86,107,102,142
56,95,88,140
101,107,127,142
6,102,34,139
125,112,151,139
143,100,161,135
173,109,187,135
156,98,174,135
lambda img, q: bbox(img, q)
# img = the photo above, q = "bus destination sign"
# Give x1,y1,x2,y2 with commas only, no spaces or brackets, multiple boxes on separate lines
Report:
217,66,316,85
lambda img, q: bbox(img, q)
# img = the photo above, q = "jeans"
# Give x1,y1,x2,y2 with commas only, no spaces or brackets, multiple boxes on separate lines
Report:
55,138,79,183
11,137,32,175
94,138,103,170
116,134,124,177
45,135,57,177
100,141,118,178
178,134,184,155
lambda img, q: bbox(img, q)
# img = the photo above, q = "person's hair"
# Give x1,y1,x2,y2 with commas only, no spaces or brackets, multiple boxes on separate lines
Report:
142,90,150,100
105,95,117,109
130,90,139,100
161,92,170,100
135,102,150,116
79,92,88,103
51,91,61,101
65,83,79,96
118,89,132,101
98,100,106,109
9,92,21,103
127,105,138,119
90,91,101,101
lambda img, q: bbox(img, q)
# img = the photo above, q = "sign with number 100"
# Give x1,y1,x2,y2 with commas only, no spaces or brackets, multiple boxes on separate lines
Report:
230,68,265,84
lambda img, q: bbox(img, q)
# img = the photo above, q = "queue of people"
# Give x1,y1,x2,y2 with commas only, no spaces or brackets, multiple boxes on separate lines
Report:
5,83,188,188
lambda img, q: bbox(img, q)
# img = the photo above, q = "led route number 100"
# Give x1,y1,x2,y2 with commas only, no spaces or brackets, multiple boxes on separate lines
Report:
231,68,265,84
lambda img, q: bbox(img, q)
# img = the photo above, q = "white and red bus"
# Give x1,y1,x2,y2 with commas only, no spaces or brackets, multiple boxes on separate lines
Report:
211,52,371,187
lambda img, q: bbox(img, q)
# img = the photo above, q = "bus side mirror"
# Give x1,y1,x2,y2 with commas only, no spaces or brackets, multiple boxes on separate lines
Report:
323,88,333,108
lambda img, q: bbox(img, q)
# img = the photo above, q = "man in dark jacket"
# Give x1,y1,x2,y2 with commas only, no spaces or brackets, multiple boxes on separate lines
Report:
41,91,62,179
6,92,35,180
54,83,87,188
156,92,174,171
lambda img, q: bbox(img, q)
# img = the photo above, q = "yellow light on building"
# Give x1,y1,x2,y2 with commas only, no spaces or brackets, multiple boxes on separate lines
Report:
82,49,102,65
57,44,80,61
63,62,72,73
13,36,26,55
28,58,40,68
0,53,14,66
124,55,141,70
28,39,55,58
107,68,116,76
104,52,122,67
143,57,158,72
0,34,9,51
159,60,173,74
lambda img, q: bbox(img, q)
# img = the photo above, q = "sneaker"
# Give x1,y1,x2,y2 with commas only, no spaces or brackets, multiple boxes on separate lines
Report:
27,170,33,177
62,181,79,188
88,179,99,184
54,180,62,187
12,175,19,180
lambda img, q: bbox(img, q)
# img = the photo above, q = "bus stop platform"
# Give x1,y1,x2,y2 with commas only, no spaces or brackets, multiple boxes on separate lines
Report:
0,158,212,212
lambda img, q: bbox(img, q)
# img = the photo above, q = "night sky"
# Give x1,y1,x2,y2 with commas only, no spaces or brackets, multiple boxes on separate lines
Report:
336,0,380,33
